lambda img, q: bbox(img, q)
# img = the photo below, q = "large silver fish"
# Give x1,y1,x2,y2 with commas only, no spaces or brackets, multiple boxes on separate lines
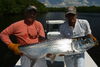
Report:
19,36,97,64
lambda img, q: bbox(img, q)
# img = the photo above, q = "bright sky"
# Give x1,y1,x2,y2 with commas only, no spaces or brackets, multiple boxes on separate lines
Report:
38,0,100,6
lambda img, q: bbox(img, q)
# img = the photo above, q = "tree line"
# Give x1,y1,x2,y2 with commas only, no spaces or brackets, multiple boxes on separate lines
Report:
47,6,100,13
0,0,100,15
0,0,47,15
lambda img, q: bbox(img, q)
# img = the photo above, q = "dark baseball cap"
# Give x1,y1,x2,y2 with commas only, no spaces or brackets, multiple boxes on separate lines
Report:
25,5,37,13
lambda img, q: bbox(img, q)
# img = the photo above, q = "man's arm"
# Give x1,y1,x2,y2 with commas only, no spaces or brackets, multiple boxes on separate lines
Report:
87,34,96,41
0,24,22,55
0,24,14,45
36,22,46,42
84,20,96,41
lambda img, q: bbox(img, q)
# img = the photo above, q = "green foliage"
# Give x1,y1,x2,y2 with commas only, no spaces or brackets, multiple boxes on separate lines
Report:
0,0,47,15
77,6,100,13
0,0,100,15
47,6,100,13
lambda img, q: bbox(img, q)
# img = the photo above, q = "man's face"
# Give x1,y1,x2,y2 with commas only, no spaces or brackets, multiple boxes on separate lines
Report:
25,10,37,24
65,13,77,26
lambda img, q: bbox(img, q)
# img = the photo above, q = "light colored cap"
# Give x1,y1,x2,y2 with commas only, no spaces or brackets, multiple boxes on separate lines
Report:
66,6,77,15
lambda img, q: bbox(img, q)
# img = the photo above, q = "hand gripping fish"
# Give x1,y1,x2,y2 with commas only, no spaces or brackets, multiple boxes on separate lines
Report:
19,36,98,65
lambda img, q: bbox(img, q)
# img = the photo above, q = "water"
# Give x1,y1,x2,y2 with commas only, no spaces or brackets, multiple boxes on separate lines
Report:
0,12,100,66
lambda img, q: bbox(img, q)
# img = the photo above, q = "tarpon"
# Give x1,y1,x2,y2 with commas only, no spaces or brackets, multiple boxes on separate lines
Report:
19,36,97,65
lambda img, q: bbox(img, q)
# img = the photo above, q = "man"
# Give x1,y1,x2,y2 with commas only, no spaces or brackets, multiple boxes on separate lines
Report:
59,6,96,67
0,5,47,67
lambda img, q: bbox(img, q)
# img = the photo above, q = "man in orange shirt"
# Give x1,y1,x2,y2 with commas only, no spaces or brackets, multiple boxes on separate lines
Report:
0,6,47,67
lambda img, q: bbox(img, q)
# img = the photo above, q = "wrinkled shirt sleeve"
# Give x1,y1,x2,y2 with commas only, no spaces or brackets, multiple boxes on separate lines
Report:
0,24,15,45
84,20,91,35
37,22,45,38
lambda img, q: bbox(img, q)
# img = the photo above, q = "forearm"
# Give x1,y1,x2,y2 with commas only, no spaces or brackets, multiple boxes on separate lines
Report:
0,33,13,45
0,24,15,45
87,34,96,41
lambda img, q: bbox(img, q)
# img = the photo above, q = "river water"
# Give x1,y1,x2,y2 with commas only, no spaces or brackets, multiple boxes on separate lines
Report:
0,12,100,66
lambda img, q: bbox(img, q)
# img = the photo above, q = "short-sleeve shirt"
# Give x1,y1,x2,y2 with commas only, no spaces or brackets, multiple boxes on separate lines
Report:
59,19,91,38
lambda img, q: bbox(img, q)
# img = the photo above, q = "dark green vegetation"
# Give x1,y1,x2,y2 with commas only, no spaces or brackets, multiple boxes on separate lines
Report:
77,6,100,13
0,0,100,15
0,0,47,15
47,6,100,13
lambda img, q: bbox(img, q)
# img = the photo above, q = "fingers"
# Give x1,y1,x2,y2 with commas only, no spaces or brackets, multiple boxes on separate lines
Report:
8,43,23,55
46,53,53,58
59,54,65,56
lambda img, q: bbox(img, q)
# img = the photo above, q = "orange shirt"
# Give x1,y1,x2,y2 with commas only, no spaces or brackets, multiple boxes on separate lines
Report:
0,20,45,46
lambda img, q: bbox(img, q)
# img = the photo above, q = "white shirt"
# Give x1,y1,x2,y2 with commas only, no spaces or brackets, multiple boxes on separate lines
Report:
59,19,91,38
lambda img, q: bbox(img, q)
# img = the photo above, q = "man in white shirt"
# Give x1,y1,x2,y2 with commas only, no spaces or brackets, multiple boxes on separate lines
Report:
59,6,96,67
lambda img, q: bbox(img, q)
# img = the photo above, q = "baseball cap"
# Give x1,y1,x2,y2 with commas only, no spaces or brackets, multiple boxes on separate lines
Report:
66,6,77,15
25,5,37,13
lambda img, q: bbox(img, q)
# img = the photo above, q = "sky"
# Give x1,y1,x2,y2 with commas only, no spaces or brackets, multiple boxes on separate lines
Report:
38,0,100,7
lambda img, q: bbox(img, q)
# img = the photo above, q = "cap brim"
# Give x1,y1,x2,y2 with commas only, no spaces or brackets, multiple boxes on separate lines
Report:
26,6,37,12
66,11,76,15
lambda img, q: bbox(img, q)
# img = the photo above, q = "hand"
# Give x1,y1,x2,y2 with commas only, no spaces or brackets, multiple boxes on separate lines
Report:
46,53,53,58
90,37,99,46
8,43,23,55
46,53,56,58
46,53,56,62
87,34,96,41
59,54,65,56
91,36,96,41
